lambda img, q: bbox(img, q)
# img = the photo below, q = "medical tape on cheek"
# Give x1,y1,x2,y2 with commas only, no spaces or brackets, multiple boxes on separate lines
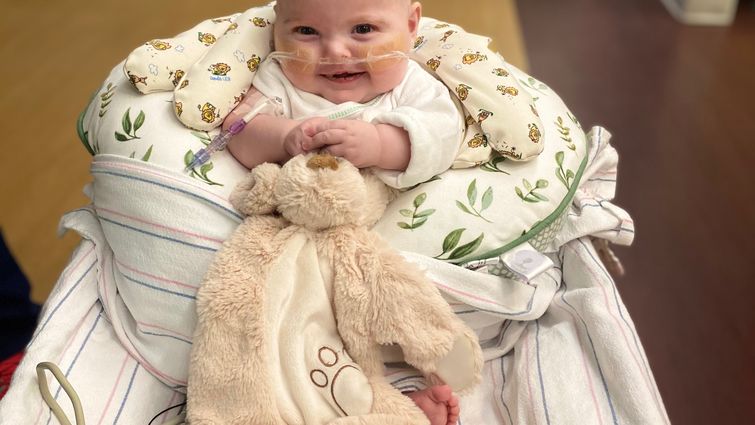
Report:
356,36,409,72
269,36,409,74
270,39,318,73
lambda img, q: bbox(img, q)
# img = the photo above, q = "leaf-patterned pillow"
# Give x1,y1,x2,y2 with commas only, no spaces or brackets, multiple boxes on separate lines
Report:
79,62,249,196
79,59,585,263
373,64,587,263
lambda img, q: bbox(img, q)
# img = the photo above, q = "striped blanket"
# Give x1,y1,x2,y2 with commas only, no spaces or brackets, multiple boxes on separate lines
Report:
0,129,669,424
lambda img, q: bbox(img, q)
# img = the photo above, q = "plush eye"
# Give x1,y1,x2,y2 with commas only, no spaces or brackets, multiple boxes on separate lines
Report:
353,24,373,34
295,26,318,35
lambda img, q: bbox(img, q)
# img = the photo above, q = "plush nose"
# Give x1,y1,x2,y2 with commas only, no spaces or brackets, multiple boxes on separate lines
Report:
307,153,339,170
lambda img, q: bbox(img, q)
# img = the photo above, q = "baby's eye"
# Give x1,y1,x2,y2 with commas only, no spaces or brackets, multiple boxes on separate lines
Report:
294,26,318,35
353,24,374,34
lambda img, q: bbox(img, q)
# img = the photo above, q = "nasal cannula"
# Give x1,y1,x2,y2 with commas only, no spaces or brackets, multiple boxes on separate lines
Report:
185,97,282,172
266,50,408,73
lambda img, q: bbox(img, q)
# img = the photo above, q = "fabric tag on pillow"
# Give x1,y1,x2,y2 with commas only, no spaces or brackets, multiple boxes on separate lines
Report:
494,242,554,282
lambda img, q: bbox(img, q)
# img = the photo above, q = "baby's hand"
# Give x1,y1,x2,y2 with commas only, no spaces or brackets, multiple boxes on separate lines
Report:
283,117,330,157
304,119,382,168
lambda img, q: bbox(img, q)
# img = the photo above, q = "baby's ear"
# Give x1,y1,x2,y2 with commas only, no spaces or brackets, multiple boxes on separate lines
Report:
229,163,281,216
408,2,422,38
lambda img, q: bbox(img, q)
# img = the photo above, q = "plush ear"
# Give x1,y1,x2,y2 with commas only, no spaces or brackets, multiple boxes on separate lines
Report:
229,162,281,216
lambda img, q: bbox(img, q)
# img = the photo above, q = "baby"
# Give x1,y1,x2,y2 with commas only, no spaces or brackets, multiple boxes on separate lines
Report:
224,0,465,423
225,0,464,190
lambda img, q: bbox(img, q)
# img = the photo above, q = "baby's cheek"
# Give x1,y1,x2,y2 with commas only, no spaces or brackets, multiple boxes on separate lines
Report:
369,60,408,93
280,66,320,95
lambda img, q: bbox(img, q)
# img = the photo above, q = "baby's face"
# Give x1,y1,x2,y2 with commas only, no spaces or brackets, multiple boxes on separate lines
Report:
273,0,420,104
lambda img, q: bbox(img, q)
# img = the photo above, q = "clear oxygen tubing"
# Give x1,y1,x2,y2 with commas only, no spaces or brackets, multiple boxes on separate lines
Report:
185,96,283,172
266,49,409,73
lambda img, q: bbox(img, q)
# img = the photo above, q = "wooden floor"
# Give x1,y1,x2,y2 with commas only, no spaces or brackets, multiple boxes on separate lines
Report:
516,1,755,424
0,0,526,303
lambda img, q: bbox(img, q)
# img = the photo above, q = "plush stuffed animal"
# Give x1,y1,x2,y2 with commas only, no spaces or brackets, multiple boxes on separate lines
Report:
187,153,483,425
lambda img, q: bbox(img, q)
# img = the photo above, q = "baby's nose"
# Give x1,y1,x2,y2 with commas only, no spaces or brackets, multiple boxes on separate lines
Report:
322,37,353,59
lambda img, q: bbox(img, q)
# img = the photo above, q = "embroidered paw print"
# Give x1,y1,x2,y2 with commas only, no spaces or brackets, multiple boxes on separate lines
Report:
309,347,338,388
309,346,371,416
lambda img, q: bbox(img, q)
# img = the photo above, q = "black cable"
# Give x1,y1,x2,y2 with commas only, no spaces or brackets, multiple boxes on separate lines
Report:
147,401,186,425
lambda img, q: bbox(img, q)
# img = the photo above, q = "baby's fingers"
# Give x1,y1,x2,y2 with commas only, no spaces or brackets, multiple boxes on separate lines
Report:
299,116,330,137
321,144,347,159
306,129,348,150
313,119,356,135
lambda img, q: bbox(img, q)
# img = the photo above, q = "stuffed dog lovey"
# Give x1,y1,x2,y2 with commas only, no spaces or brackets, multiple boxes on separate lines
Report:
187,153,482,424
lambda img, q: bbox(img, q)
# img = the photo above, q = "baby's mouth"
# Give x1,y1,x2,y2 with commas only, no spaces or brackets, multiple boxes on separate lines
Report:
321,71,366,82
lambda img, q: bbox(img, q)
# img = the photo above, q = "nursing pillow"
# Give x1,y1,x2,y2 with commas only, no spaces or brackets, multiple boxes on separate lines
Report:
80,11,587,269
123,3,544,162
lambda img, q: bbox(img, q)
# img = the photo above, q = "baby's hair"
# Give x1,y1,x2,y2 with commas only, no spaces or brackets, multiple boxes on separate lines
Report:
276,0,415,4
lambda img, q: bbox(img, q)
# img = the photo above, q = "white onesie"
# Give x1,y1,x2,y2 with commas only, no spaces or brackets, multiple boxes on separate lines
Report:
253,59,465,189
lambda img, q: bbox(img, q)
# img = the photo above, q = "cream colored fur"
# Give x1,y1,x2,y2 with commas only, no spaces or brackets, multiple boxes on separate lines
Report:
188,153,482,424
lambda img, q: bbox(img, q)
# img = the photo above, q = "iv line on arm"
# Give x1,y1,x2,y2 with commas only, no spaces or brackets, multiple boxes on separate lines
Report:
185,96,283,172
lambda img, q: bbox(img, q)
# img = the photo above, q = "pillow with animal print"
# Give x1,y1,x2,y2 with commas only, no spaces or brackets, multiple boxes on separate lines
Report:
123,9,543,163
412,17,545,163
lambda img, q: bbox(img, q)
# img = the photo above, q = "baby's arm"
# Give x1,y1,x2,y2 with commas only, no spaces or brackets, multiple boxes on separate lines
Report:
225,89,330,169
226,115,294,168
368,65,464,188
224,89,295,168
